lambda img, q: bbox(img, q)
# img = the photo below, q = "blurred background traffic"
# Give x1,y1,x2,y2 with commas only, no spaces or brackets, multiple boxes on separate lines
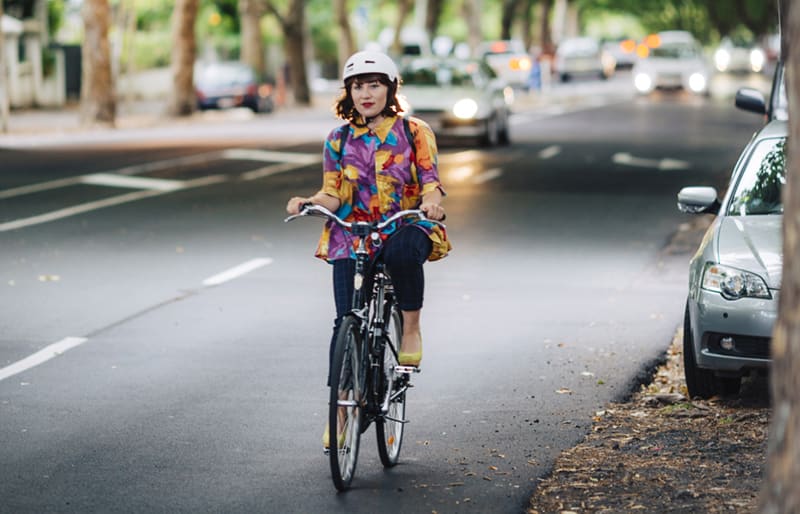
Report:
0,0,781,131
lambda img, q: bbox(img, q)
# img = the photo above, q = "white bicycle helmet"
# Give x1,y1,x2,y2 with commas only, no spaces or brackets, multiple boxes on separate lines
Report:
342,51,399,83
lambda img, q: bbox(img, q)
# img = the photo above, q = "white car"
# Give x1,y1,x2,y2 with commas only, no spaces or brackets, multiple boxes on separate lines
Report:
713,37,766,73
477,40,532,89
632,31,711,95
554,36,615,82
399,57,513,146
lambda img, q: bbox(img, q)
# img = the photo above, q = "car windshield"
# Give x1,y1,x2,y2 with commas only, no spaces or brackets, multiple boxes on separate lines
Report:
728,137,786,216
651,42,699,59
402,62,477,87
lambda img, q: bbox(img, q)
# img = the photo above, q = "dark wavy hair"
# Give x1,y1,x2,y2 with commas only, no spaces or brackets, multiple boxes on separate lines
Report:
334,73,404,124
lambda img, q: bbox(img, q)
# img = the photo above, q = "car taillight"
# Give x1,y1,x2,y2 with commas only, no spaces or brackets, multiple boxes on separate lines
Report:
258,84,273,97
510,57,531,71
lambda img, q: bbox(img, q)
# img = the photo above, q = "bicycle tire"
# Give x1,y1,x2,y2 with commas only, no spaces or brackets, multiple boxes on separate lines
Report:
329,315,363,491
376,303,406,467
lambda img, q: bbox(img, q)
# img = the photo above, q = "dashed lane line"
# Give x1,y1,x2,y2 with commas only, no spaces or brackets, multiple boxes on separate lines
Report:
0,337,88,382
0,149,320,232
0,175,227,232
202,258,274,286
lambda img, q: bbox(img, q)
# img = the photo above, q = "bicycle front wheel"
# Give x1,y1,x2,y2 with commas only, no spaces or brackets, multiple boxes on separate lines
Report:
376,303,406,467
328,315,363,491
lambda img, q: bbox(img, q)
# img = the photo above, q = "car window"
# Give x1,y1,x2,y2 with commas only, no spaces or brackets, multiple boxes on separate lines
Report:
402,62,477,87
728,137,786,216
651,42,699,59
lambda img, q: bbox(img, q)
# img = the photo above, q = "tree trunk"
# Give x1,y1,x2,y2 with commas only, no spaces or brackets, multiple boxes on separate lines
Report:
391,0,414,57
168,0,199,117
521,0,536,52
284,0,310,105
760,1,800,512
240,0,266,80
0,0,9,133
540,0,554,56
425,0,444,39
334,0,355,77
462,0,482,57
501,0,521,40
80,0,115,126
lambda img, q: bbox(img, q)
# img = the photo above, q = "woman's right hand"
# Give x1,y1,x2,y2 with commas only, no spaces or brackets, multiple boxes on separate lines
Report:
286,196,311,215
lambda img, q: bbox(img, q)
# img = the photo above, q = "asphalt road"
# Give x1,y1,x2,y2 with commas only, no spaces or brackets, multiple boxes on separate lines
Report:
0,73,767,513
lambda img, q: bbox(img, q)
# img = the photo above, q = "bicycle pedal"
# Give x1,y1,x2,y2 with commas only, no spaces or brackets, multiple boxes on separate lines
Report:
394,365,421,374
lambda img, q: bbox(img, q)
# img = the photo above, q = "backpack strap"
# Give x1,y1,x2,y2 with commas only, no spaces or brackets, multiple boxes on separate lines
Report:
403,117,418,186
336,123,349,168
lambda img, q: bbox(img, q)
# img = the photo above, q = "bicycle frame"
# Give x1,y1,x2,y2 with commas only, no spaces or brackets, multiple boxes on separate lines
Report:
285,204,444,488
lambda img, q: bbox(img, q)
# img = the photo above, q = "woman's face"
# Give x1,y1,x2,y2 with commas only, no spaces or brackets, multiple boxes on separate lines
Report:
350,78,388,119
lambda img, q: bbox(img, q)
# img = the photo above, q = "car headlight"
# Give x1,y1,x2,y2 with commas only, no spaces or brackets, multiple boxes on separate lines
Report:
452,98,478,119
688,72,707,93
750,48,765,72
714,49,730,71
633,72,652,93
701,262,772,300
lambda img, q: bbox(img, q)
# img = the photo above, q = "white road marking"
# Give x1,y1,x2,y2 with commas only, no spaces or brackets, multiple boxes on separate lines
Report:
81,173,185,191
538,145,561,159
472,168,502,184
222,148,321,165
0,337,88,382
613,152,690,170
0,149,318,231
240,161,319,181
0,175,227,233
202,258,273,286
0,189,169,232
0,176,82,199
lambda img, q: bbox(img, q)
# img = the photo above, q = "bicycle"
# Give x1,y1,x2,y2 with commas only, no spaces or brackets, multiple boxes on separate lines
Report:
285,204,444,491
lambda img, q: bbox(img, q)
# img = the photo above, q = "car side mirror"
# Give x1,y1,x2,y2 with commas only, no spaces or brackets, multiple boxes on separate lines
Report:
678,186,720,215
734,87,766,115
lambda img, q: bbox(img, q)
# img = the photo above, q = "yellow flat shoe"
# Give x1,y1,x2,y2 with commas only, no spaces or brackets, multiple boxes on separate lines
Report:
322,423,331,449
322,421,347,449
398,336,422,367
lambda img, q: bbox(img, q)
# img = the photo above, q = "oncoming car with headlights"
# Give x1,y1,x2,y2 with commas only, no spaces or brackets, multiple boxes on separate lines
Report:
632,31,710,96
398,57,513,146
677,120,785,398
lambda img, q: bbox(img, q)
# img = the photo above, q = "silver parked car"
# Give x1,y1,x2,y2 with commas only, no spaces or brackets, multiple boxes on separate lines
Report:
677,120,785,398
398,57,513,146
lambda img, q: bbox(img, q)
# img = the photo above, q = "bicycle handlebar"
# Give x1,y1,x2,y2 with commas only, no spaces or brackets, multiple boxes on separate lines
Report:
284,203,446,230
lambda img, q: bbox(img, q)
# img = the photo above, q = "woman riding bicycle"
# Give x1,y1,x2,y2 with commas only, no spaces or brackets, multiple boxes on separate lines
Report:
285,50,451,447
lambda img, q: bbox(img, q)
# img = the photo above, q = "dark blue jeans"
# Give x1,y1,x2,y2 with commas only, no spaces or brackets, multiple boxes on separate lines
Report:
327,226,432,382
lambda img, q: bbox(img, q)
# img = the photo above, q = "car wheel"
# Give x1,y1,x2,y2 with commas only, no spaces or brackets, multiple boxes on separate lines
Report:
480,116,499,147
498,111,510,146
683,303,717,399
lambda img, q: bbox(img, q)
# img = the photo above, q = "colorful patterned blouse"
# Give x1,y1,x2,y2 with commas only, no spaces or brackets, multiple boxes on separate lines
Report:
315,114,452,263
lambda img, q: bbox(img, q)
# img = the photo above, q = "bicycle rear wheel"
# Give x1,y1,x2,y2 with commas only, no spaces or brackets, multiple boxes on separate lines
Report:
376,303,406,467
328,315,363,491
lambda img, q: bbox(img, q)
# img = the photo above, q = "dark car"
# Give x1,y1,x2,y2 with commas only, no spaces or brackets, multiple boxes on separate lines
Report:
195,61,274,114
734,60,787,121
